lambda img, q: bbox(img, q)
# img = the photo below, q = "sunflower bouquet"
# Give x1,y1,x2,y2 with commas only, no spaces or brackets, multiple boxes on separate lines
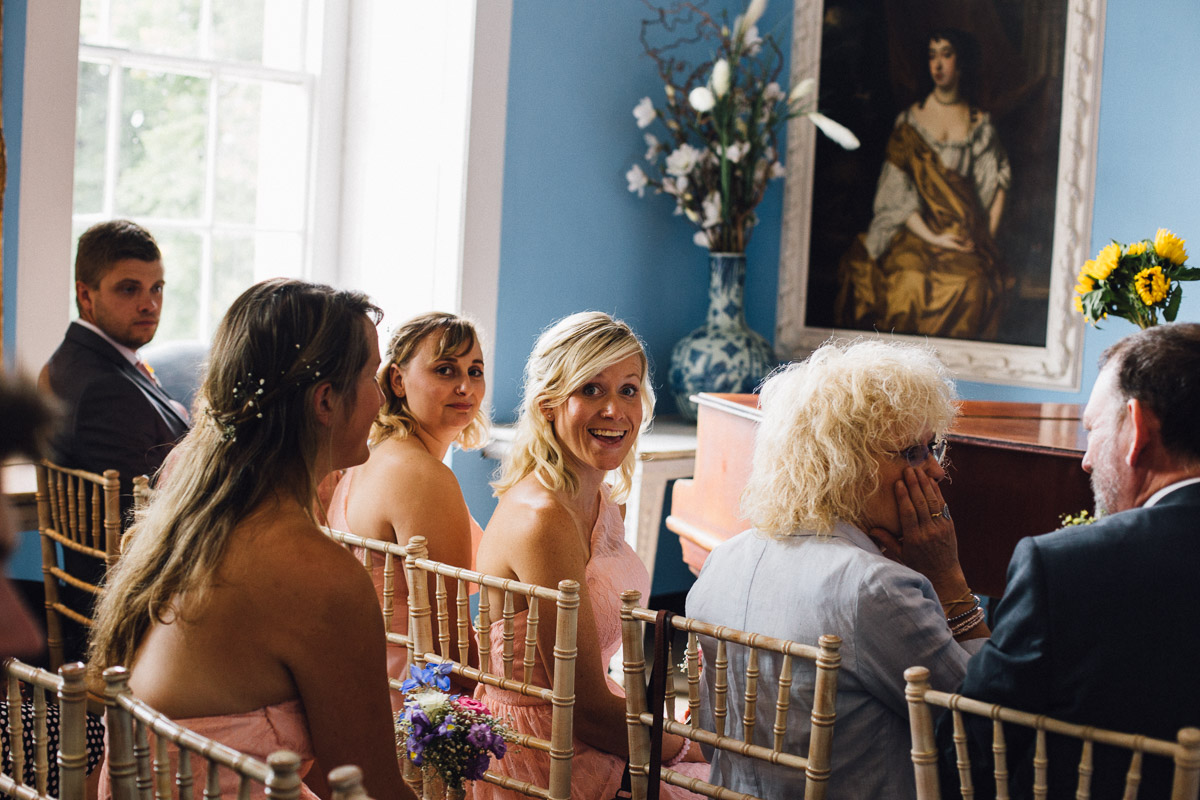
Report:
1074,229,1200,329
395,663,514,794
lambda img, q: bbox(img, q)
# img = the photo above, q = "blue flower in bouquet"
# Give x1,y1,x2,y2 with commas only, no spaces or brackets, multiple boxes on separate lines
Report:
400,662,453,693
464,751,491,781
394,667,516,790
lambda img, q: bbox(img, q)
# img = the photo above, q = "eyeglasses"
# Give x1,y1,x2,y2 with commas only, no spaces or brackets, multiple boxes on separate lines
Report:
893,438,948,467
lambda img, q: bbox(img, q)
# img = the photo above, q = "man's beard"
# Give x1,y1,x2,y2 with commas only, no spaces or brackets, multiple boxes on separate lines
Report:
1090,461,1123,516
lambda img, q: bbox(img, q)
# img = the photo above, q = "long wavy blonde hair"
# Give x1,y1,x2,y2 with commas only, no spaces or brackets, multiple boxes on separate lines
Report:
369,312,490,450
89,279,382,673
743,339,958,537
492,311,655,504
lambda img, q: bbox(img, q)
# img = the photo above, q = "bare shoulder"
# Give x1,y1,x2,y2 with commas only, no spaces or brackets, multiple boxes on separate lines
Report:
231,508,378,618
360,437,463,500
480,479,581,572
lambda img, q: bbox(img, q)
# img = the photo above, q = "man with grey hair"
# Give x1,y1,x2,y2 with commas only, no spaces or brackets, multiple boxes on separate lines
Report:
948,322,1200,798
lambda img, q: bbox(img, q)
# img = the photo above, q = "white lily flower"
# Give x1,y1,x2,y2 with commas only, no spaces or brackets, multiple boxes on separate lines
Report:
689,86,715,113
712,59,731,99
633,96,657,129
807,111,860,150
744,0,767,28
626,164,649,197
666,143,703,177
701,191,722,229
721,141,749,163
789,78,816,106
770,160,787,179
643,133,662,161
693,230,712,248
742,25,762,56
763,82,786,105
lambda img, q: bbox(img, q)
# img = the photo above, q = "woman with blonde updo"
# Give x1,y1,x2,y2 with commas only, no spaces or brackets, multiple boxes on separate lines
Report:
90,279,409,800
687,339,988,799
326,312,488,707
474,311,706,800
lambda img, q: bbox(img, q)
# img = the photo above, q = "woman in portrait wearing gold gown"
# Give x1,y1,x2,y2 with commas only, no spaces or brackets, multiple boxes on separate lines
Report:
835,28,1011,340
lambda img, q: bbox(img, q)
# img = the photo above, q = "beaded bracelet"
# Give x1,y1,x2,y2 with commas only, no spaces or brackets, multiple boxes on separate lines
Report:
949,607,986,637
945,595,982,625
664,738,692,767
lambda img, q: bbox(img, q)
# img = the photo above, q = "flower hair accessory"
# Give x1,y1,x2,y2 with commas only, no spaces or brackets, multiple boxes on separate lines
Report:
205,354,325,440
1074,229,1200,329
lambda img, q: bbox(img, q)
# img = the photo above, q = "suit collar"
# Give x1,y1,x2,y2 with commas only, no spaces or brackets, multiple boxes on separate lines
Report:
64,322,186,425
74,318,140,366
1145,478,1200,508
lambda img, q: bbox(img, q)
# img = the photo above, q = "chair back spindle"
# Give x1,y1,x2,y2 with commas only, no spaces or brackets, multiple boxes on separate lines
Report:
403,536,579,800
619,591,842,800
904,666,1200,800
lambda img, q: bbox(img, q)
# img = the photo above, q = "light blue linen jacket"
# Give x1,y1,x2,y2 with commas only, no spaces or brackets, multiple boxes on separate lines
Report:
686,522,984,800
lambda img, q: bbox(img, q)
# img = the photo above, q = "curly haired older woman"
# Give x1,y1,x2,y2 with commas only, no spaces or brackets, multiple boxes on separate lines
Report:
686,339,989,800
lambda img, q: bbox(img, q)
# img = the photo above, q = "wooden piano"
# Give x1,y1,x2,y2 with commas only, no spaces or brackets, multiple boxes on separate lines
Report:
665,393,1094,598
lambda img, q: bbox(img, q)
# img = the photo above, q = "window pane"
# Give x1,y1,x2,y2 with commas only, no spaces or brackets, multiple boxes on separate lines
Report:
108,1,203,59
116,68,209,219
210,231,302,333
155,230,203,341
79,0,104,45
74,61,110,215
211,0,305,70
215,79,308,228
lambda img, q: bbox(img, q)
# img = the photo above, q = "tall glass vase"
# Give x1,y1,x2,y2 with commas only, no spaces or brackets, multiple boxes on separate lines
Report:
669,252,774,421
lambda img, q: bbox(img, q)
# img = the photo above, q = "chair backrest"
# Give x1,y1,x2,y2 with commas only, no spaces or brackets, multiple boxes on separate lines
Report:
34,460,122,670
131,476,153,514
2,658,89,800
327,765,374,800
619,590,843,800
320,527,414,698
403,535,579,800
102,666,305,800
904,665,1200,800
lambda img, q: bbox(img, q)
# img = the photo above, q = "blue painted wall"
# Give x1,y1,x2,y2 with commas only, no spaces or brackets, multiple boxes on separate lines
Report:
2,0,26,369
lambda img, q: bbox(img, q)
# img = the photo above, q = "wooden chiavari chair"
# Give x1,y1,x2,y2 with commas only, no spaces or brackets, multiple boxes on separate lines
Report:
103,666,309,800
403,535,579,800
327,765,374,800
904,665,1200,800
619,590,843,800
1,659,89,800
34,461,121,670
131,476,153,514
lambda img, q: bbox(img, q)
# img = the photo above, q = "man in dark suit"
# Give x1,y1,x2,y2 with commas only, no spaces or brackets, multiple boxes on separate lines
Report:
948,322,1200,799
42,220,190,490
40,220,190,659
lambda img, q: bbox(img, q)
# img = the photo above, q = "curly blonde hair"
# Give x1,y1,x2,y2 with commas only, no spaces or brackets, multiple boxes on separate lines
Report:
370,312,490,450
743,339,958,537
492,311,655,503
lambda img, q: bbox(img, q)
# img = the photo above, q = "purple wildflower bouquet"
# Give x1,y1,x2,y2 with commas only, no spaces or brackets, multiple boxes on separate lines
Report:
395,662,514,791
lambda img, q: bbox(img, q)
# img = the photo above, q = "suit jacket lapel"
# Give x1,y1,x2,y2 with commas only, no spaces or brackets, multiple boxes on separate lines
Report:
66,322,189,428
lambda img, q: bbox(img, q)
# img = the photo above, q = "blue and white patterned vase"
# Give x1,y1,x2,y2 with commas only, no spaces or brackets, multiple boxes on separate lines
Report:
669,252,774,421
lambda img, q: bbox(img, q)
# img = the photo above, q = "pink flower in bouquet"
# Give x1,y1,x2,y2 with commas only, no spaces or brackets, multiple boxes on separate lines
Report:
453,696,491,715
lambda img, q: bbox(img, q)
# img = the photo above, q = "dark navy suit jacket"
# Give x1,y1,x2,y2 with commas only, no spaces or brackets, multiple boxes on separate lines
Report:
944,482,1200,799
45,321,190,501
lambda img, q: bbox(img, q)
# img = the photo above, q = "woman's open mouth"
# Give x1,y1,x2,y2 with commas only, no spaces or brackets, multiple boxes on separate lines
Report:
589,428,627,444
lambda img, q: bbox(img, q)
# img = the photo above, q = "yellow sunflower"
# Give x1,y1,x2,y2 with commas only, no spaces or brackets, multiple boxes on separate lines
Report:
1080,259,1102,281
1154,228,1188,265
1126,241,1148,257
1075,272,1096,294
1135,266,1170,306
1073,294,1084,314
1092,242,1122,280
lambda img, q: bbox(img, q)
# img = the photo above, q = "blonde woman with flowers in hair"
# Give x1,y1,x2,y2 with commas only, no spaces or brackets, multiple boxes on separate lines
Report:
327,312,488,706
474,311,707,800
89,279,411,800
